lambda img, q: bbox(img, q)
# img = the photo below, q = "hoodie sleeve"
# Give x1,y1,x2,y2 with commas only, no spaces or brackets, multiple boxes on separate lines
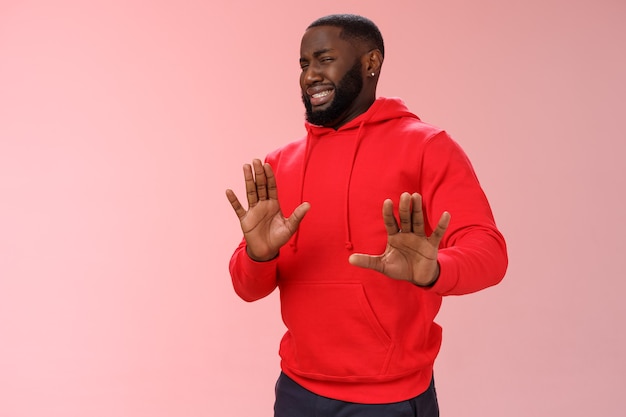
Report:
419,131,508,296
229,238,279,302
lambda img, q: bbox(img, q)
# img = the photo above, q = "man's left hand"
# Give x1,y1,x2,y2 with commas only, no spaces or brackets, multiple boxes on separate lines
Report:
348,192,450,287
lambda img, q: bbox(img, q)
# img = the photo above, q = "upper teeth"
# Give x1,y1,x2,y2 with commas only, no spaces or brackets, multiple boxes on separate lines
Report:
312,90,331,98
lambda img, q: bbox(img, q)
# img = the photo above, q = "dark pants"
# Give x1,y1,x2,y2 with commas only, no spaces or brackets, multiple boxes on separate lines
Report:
274,372,439,417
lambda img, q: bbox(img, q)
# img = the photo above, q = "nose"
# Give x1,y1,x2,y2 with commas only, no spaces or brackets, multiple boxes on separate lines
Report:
301,64,322,86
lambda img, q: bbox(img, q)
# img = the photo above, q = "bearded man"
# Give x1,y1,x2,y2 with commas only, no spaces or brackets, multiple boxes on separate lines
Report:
226,14,508,417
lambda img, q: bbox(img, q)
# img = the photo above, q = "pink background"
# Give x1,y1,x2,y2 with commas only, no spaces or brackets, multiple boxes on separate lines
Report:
1,0,624,416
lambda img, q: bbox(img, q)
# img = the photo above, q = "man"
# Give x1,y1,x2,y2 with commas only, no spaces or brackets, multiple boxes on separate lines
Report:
225,14,507,417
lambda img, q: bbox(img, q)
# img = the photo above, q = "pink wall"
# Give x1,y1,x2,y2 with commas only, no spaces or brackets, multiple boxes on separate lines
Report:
1,0,624,416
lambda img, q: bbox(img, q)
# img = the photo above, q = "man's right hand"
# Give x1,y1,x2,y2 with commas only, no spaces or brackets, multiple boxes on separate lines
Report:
225,159,310,261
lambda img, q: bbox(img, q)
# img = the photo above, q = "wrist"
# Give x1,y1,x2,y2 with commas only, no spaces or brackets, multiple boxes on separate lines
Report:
246,246,279,262
415,263,440,288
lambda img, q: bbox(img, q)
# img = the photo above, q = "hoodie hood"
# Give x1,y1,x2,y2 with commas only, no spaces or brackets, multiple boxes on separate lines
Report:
290,97,420,252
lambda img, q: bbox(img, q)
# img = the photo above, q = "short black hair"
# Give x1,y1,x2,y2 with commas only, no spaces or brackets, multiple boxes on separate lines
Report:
307,14,385,58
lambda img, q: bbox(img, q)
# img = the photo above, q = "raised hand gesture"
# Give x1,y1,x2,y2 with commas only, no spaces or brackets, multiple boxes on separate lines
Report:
225,159,310,262
349,192,450,286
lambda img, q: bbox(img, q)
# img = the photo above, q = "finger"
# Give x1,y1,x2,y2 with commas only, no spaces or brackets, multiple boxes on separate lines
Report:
381,199,399,235
430,211,451,247
264,163,278,200
348,253,383,273
252,159,268,201
411,193,426,237
243,163,258,207
398,192,412,233
225,189,247,220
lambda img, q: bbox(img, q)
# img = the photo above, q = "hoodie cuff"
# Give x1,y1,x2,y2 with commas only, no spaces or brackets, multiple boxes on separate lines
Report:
425,251,458,295
242,247,279,268
230,244,280,302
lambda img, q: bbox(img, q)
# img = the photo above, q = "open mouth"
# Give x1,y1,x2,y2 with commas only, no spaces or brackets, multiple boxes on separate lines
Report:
307,87,335,107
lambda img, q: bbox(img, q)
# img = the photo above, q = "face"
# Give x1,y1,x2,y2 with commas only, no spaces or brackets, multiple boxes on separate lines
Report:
299,26,371,128
302,59,363,127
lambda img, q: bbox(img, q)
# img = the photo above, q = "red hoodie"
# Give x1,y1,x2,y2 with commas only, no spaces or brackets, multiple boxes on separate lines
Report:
229,97,508,403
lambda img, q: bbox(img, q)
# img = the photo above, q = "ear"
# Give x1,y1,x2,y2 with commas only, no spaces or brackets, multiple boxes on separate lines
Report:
363,49,383,77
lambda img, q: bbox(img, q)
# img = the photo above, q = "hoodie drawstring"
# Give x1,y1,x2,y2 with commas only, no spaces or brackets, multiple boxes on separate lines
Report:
290,121,365,252
290,128,316,253
343,120,366,250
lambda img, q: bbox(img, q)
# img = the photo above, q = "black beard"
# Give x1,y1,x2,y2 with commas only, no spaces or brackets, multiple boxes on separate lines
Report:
302,60,363,127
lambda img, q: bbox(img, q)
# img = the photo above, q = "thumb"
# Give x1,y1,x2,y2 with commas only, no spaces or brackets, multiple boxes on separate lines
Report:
286,202,311,230
349,253,381,272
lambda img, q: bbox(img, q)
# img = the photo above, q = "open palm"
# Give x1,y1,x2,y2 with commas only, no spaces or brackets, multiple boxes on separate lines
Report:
349,192,450,286
226,159,310,261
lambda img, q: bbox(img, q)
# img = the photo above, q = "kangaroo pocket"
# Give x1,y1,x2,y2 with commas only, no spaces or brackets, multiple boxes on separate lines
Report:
279,282,394,380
